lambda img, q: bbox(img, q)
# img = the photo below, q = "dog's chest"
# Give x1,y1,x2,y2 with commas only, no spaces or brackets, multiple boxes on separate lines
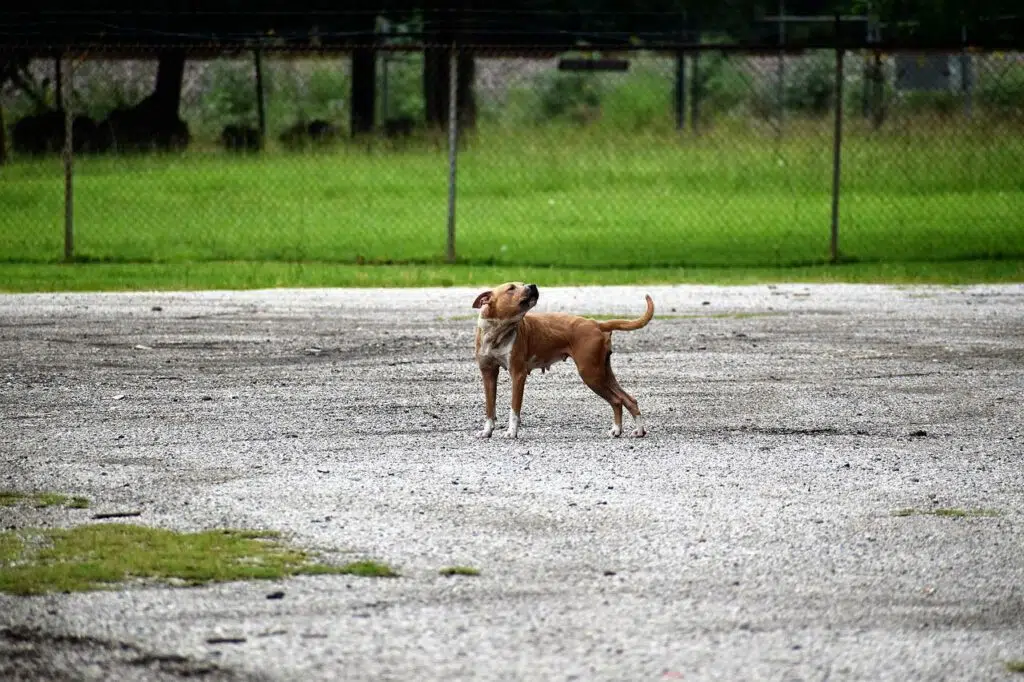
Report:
476,327,517,370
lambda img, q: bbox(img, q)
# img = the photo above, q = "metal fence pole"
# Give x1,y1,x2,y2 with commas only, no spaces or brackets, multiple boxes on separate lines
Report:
445,43,459,264
830,25,845,264
62,54,74,262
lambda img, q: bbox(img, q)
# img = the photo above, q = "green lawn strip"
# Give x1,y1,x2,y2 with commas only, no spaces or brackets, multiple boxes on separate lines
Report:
0,524,396,596
0,259,1020,294
1,124,1020,269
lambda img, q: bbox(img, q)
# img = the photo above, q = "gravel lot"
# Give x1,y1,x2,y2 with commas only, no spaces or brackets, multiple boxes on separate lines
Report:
1,283,1022,681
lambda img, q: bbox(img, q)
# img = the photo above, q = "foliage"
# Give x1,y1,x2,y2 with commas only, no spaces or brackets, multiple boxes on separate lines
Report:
694,52,751,117
785,52,837,116
535,70,604,125
976,63,1024,119
899,90,962,117
201,61,259,126
380,53,425,120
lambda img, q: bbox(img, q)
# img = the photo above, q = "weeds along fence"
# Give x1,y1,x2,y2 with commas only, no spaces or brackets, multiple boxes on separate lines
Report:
1,43,1023,270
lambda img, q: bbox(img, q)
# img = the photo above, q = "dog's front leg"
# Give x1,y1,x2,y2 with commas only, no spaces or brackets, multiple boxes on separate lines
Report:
477,364,499,438
505,369,528,438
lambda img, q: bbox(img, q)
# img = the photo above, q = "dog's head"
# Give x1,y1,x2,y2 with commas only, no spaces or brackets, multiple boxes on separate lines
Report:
472,282,539,321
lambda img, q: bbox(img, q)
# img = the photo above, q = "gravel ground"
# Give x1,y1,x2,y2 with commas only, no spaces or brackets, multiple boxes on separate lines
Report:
1,283,1022,682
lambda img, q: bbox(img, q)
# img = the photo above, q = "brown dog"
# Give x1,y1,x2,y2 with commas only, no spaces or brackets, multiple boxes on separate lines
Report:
472,282,653,439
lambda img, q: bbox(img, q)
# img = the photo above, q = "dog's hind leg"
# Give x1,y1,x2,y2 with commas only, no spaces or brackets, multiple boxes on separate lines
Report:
605,355,646,438
575,354,626,437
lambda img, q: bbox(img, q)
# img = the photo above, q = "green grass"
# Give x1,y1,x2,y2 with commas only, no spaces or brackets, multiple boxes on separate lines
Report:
1006,660,1024,674
0,259,1019,293
0,523,389,595
0,122,1021,292
0,491,90,509
892,507,1001,518
439,566,481,577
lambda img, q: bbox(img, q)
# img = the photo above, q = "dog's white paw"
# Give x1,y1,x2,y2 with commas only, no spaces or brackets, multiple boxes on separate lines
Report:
630,416,647,438
476,429,493,439
609,424,623,438
504,412,520,439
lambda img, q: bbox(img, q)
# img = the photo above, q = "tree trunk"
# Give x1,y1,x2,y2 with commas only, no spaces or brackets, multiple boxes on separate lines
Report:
423,48,476,130
456,54,476,129
423,47,445,129
151,49,186,117
0,102,7,165
350,47,376,136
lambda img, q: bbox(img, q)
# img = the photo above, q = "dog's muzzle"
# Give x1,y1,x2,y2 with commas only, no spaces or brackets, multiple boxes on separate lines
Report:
521,283,539,309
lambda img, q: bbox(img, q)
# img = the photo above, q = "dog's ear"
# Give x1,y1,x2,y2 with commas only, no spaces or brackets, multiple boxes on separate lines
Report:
472,291,492,309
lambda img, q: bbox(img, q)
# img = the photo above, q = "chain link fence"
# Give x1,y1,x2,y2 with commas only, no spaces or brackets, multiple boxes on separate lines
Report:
2,44,1022,269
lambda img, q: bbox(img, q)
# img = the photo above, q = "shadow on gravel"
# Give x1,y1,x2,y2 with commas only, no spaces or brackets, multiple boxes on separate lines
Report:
1,626,265,681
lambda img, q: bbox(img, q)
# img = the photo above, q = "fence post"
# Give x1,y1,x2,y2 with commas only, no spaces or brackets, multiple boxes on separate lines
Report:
830,18,845,264
445,43,459,264
62,54,74,263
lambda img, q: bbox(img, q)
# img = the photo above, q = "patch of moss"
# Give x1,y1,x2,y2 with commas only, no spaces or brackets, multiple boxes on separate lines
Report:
0,524,382,595
892,507,1000,518
0,491,26,507
337,560,399,578
0,532,24,563
439,566,481,577
34,493,69,508
0,491,90,509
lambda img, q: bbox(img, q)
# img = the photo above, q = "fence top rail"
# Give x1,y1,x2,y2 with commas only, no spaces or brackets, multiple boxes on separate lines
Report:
2,40,1022,62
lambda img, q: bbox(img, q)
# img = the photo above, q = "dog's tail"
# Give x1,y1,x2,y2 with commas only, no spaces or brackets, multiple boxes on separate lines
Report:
597,295,654,332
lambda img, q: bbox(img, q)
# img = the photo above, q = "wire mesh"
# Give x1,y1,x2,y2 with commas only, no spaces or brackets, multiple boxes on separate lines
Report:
1,45,1022,269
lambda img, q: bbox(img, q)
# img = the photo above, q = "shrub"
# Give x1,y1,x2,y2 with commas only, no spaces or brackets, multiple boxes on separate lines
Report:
534,70,603,125
380,53,425,120
977,64,1024,119
784,52,836,116
601,61,672,131
305,64,349,119
695,53,750,116
201,61,258,126
899,90,962,118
